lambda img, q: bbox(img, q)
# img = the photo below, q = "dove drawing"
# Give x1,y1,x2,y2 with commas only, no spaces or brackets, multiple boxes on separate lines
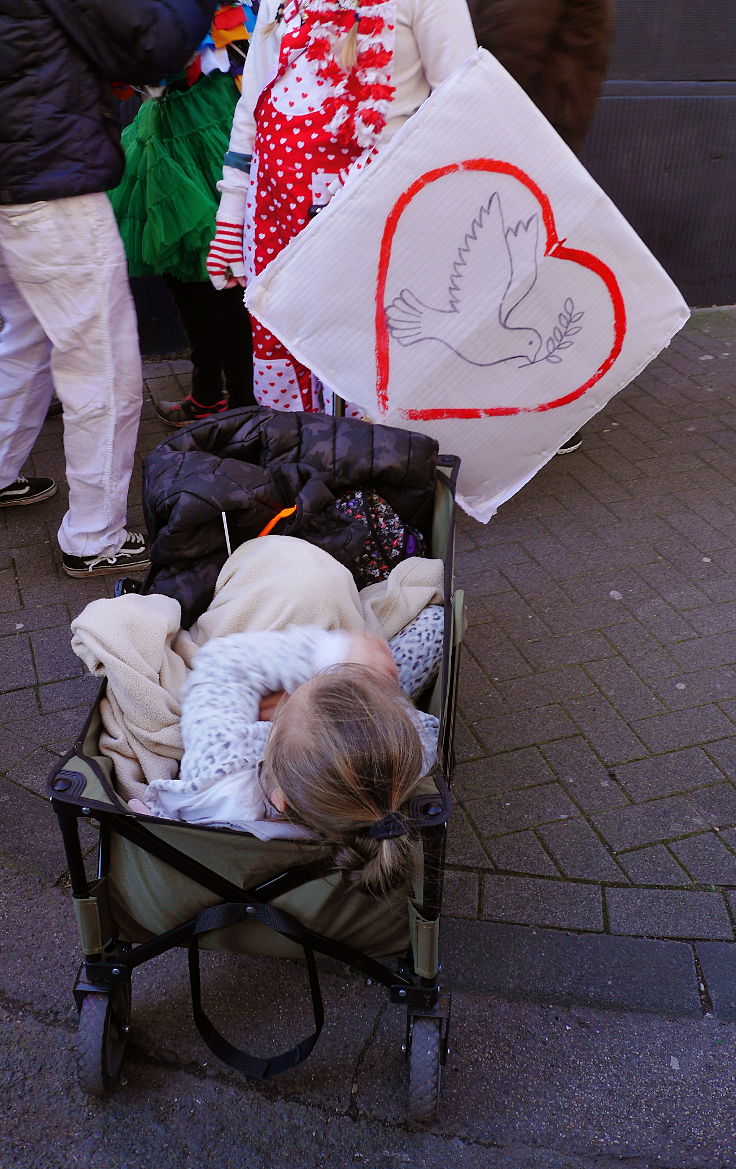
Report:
385,191,544,367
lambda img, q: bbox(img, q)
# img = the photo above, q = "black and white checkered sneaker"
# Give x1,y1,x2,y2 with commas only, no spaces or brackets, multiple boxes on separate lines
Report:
0,476,57,507
62,531,151,579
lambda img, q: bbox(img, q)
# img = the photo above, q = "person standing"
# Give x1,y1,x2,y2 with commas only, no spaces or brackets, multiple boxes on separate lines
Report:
467,0,614,454
110,2,259,429
206,0,478,413
0,0,217,577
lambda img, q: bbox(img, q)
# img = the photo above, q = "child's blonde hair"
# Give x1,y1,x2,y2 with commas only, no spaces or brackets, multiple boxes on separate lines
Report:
263,665,425,895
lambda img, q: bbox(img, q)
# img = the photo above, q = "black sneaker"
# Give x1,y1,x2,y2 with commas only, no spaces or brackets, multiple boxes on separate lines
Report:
62,531,151,579
555,432,582,455
154,395,228,428
0,476,57,507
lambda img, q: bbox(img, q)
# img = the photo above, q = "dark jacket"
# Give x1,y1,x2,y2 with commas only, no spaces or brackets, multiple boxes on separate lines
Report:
468,0,614,153
143,408,439,628
0,0,217,204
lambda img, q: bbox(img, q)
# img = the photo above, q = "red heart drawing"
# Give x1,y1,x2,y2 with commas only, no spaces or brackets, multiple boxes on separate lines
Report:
374,159,626,420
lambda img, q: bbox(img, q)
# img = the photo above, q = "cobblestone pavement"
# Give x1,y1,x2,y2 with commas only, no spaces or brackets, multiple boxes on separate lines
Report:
3,308,736,1015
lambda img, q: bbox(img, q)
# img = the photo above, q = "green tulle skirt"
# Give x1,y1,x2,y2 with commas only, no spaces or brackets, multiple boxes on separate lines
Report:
109,71,240,283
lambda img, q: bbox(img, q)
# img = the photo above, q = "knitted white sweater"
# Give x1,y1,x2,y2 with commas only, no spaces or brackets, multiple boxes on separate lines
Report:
143,624,439,836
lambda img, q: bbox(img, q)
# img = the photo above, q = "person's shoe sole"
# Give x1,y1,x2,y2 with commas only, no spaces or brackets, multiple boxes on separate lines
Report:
153,408,195,429
62,557,151,579
555,440,582,455
0,482,58,507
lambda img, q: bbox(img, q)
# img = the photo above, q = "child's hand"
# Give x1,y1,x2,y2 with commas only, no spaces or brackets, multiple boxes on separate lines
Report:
206,220,246,290
259,689,287,720
344,634,398,682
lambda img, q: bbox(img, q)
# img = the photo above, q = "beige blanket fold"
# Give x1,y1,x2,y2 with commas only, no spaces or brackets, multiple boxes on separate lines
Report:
70,535,444,800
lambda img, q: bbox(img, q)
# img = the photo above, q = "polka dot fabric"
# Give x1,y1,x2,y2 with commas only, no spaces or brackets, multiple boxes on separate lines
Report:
247,42,365,412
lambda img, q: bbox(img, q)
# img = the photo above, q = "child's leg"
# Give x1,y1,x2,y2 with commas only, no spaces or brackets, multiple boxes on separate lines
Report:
163,275,228,410
389,605,445,699
250,316,315,412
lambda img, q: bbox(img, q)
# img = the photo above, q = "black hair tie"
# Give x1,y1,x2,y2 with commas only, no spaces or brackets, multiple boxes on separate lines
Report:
368,812,409,840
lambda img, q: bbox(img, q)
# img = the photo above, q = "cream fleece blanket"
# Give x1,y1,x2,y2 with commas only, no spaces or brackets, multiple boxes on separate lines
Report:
70,536,442,801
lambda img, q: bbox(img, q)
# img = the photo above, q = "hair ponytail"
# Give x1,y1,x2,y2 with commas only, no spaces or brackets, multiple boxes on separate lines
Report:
333,821,416,896
340,18,360,71
264,665,426,896
261,1,285,37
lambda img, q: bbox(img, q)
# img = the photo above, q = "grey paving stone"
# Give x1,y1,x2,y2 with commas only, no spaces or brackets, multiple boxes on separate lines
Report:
669,832,736,885
495,665,597,712
482,875,603,931
687,783,736,828
605,887,733,940
0,603,71,636
29,625,83,685
604,622,682,683
464,622,532,681
456,542,528,573
443,920,701,1016
519,628,614,671
564,694,647,764
539,819,626,882
0,633,36,690
617,845,691,887
627,597,699,645
613,748,725,801
0,781,64,884
559,567,654,608
452,748,554,801
0,686,39,723
695,942,736,1020
452,715,485,764
652,667,736,710
141,360,178,378
484,591,551,641
445,806,493,869
474,705,577,754
463,782,579,838
633,705,736,754
584,657,665,720
592,798,709,853
483,830,560,877
495,558,565,601
38,675,102,714
0,567,21,613
672,629,736,672
686,600,736,635
542,736,630,812
442,869,480,919
2,743,63,797
706,737,736,779
536,597,631,637
457,654,508,720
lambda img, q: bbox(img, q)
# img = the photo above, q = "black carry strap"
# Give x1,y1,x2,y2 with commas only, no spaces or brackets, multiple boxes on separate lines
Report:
188,900,324,1080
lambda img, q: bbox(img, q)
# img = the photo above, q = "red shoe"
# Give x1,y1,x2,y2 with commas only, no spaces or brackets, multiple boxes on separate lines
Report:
153,395,228,428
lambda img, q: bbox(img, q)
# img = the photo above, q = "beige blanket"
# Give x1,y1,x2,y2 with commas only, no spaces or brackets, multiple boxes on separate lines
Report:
70,535,442,801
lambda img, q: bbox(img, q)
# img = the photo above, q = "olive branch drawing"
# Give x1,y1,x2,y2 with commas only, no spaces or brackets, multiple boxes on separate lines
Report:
542,298,584,363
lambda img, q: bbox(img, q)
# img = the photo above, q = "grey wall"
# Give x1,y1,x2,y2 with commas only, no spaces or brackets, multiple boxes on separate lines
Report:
580,0,736,306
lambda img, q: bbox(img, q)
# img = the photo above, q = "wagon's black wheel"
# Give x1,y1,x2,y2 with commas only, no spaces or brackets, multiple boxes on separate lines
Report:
408,1016,442,1124
76,983,131,1097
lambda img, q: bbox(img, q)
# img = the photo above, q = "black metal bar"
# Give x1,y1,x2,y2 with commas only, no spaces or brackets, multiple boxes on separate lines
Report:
54,805,91,899
90,809,413,989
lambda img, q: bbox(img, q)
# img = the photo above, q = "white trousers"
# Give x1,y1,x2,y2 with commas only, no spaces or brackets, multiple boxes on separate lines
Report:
0,192,143,557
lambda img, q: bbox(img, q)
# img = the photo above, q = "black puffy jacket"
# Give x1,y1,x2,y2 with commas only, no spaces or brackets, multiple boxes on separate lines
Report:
0,0,217,204
143,408,439,627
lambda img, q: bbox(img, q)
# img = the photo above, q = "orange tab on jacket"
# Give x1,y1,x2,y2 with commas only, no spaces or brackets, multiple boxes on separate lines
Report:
257,505,297,538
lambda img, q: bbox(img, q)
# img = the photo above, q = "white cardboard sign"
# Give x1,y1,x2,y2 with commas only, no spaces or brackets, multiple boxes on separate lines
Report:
246,48,690,521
